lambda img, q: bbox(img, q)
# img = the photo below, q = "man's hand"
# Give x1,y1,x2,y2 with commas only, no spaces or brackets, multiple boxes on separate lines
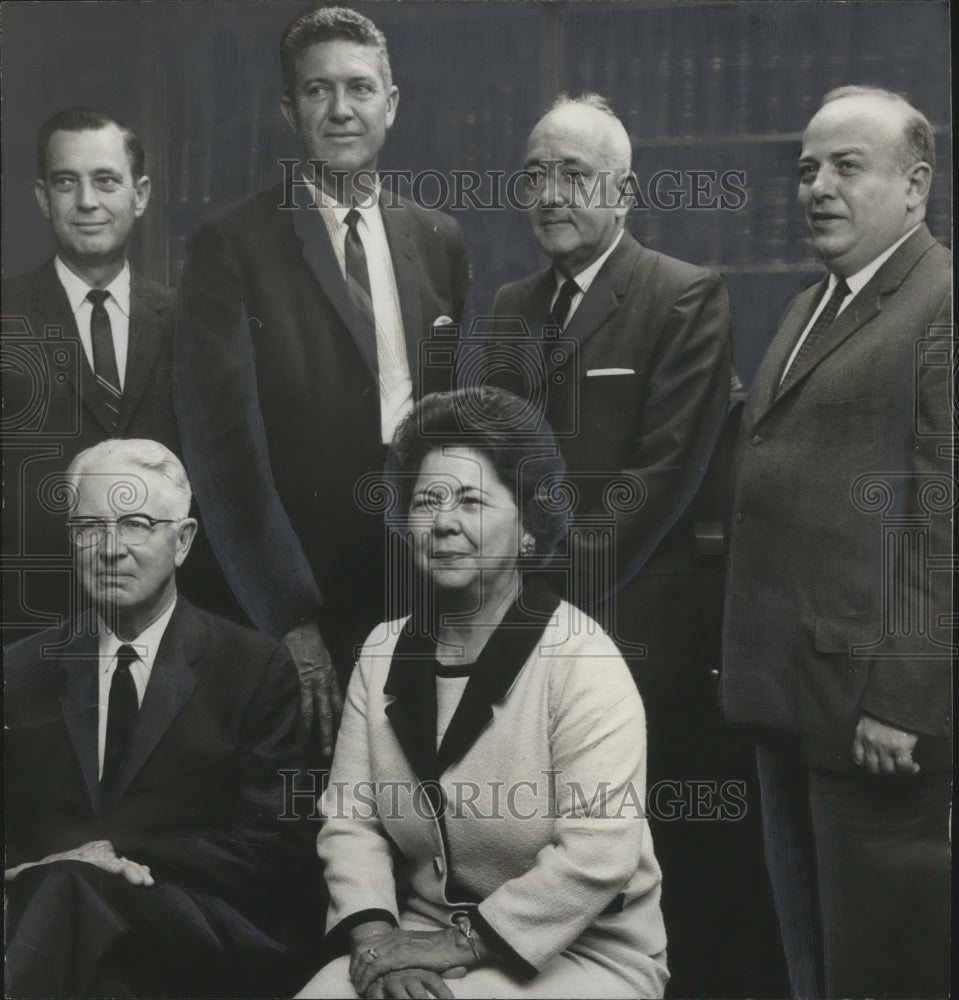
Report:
852,714,920,775
351,928,473,997
282,620,343,756
4,840,154,886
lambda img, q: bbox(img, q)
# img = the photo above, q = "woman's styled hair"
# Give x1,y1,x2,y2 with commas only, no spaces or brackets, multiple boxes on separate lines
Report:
385,387,569,562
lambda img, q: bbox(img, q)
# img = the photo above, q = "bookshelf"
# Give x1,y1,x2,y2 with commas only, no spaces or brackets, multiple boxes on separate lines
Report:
1,1,951,385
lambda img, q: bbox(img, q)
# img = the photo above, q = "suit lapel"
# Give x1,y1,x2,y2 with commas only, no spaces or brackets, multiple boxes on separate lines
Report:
117,276,167,433
29,261,117,436
101,599,197,805
383,625,440,783
758,226,938,421
750,278,826,420
381,200,427,396
436,579,559,774
57,625,102,813
289,182,380,380
773,287,881,405
554,237,635,371
383,578,560,779
540,232,636,381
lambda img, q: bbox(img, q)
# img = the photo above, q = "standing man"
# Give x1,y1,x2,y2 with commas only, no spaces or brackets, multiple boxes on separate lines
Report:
491,94,731,702
175,6,470,753
721,86,952,999
4,439,310,998
2,108,179,643
489,96,784,998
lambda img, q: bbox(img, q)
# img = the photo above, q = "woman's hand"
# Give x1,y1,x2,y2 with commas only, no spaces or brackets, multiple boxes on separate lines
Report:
350,928,472,997
365,968,461,999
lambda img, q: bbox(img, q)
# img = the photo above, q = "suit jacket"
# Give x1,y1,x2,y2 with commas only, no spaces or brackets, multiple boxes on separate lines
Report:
490,231,731,700
175,183,470,646
720,225,953,773
4,596,309,931
318,583,667,997
1,260,179,637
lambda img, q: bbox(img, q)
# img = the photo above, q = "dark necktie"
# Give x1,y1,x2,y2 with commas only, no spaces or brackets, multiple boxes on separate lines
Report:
344,208,376,345
102,644,140,787
779,278,851,392
87,289,122,430
550,277,580,330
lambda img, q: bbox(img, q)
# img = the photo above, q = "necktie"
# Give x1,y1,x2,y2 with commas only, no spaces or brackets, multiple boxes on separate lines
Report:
102,644,140,787
550,278,580,330
344,208,376,344
87,289,121,430
779,278,851,392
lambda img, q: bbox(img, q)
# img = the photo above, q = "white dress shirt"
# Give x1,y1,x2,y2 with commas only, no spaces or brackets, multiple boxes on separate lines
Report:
549,229,625,325
54,257,132,390
96,595,177,778
312,183,413,443
780,224,921,383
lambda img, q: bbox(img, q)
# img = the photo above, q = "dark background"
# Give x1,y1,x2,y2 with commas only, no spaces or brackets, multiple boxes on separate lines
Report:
0,0,952,386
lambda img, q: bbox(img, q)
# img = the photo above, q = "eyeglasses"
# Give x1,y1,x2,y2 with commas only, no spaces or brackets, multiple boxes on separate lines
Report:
67,514,181,548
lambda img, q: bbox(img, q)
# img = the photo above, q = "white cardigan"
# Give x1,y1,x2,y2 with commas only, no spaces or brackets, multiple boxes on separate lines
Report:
317,595,668,994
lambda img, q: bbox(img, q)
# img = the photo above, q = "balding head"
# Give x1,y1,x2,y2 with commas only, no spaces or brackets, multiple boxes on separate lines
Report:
533,94,633,177
820,86,935,175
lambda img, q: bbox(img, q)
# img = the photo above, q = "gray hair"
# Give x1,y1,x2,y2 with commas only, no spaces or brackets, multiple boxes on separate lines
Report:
821,85,936,172
66,439,192,519
549,92,633,175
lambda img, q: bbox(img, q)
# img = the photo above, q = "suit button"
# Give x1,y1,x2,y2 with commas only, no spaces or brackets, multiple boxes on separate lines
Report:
433,856,445,877
751,435,763,447
709,668,720,678
734,513,745,524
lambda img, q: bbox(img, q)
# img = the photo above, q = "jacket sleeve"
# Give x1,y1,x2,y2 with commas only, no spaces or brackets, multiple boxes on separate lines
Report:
174,220,323,637
474,640,658,974
315,639,401,941
858,284,954,738
574,268,732,592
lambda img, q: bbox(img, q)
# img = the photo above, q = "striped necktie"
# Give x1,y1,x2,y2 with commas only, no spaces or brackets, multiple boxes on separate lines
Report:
87,289,121,430
779,278,851,392
344,208,376,346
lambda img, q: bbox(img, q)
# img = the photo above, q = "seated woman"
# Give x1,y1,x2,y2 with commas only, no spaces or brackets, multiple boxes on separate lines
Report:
297,387,667,1000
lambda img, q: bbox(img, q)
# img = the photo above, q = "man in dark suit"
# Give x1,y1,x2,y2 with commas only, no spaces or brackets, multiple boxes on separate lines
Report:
4,438,310,998
721,86,952,999
175,6,470,754
2,107,179,644
489,96,785,998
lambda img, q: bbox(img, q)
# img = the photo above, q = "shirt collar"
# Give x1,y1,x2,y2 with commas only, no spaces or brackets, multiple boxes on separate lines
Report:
55,256,131,317
832,224,921,298
309,176,381,225
553,229,624,296
97,593,178,671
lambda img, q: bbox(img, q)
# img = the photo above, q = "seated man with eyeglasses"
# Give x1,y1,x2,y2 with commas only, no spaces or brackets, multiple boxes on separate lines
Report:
3,439,313,998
